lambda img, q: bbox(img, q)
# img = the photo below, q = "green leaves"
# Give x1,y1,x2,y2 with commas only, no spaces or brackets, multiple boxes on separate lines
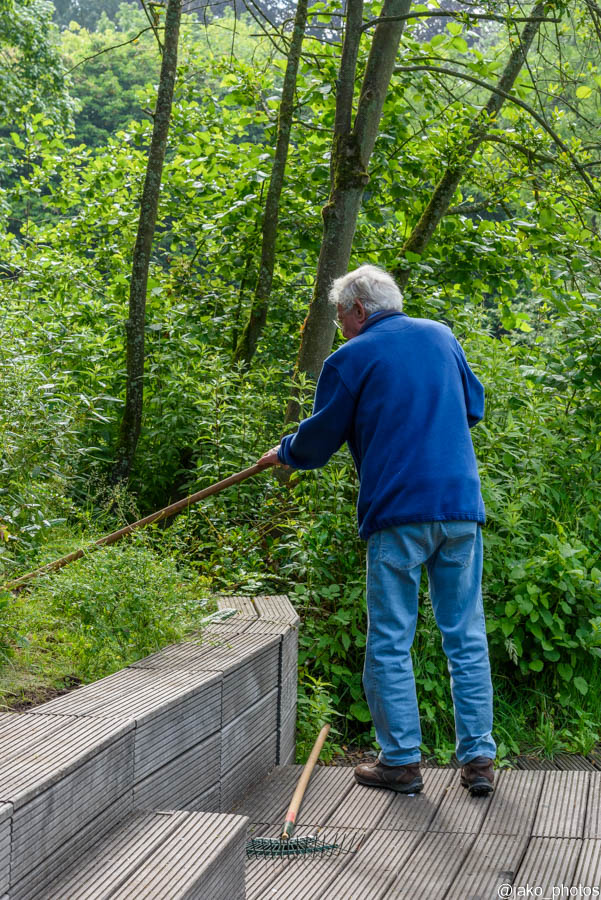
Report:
558,663,573,681
349,701,372,723
450,36,469,54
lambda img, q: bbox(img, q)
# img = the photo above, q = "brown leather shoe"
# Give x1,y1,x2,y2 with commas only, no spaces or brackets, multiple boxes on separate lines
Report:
354,759,423,794
460,756,495,795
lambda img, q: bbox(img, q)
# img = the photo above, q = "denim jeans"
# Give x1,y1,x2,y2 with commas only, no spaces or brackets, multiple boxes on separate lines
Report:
364,521,496,766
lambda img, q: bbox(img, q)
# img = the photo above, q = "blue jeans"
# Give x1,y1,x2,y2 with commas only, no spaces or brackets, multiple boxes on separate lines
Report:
364,521,496,766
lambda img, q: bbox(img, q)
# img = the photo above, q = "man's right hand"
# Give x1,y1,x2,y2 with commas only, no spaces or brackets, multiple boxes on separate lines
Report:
256,445,283,468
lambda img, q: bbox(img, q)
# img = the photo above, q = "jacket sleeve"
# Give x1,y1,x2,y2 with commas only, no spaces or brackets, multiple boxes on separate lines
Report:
278,362,355,469
453,337,485,428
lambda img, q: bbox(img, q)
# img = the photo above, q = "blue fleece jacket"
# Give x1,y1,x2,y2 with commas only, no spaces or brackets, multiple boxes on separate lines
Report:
278,312,486,540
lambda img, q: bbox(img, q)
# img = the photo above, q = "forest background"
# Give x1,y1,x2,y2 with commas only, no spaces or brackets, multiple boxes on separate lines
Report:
1,0,600,764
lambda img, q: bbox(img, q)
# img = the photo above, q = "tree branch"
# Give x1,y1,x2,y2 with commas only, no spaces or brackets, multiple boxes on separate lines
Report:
240,0,289,56
65,27,156,74
446,199,504,216
334,0,364,140
394,63,598,195
362,10,561,31
481,132,557,164
139,0,164,53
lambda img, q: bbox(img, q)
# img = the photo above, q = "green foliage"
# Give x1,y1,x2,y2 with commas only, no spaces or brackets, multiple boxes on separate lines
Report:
41,540,207,676
1,4,600,762
0,0,72,130
59,7,274,149
0,536,211,705
0,590,29,664
52,0,133,31
295,672,343,764
59,11,159,148
0,338,83,566
464,328,601,699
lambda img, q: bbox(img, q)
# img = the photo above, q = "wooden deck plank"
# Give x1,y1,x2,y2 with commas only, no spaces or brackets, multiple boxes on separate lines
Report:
221,732,278,813
134,732,220,810
376,769,456,833
298,766,355,825
554,753,596,771
0,714,132,808
532,771,589,837
243,768,596,898
446,832,529,899
514,756,558,770
384,831,476,897
132,633,279,673
303,830,423,900
245,825,370,900
8,795,131,900
584,772,601,838
514,836,582,893
316,829,422,900
216,595,258,618
221,688,279,774
230,765,349,827
427,770,492,834
480,769,545,835
587,746,601,771
28,668,221,726
26,810,247,900
231,765,301,824
253,595,300,625
222,648,281,724
573,837,601,885
326,781,408,831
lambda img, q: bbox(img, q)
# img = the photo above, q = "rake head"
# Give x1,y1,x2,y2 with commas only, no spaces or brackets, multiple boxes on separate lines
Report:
246,832,357,859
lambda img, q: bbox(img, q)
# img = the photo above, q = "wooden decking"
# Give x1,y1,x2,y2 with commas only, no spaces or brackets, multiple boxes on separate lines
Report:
234,765,601,898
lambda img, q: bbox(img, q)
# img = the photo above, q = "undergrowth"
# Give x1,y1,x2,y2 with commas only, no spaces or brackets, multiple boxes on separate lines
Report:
1,316,601,763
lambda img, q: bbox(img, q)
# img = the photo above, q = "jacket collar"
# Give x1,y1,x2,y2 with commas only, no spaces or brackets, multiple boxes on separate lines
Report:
358,309,407,335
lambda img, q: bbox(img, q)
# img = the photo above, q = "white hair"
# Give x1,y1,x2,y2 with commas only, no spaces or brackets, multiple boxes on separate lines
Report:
328,264,403,316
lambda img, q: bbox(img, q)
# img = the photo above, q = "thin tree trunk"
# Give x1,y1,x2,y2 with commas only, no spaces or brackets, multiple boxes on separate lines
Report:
394,2,545,289
113,0,182,483
285,0,412,425
233,0,309,367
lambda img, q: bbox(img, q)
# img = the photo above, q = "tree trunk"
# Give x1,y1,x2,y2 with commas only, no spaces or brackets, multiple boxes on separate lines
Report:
233,0,309,367
113,0,182,482
285,0,412,425
394,2,545,289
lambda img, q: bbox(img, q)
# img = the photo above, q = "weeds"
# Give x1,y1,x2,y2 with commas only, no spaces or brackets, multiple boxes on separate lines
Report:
0,535,212,708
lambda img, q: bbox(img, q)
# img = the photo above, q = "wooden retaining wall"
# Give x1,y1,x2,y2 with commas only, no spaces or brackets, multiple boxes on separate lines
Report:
0,594,299,899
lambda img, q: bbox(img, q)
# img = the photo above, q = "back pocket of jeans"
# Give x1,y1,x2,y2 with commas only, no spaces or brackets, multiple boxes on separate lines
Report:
439,521,477,567
378,525,432,570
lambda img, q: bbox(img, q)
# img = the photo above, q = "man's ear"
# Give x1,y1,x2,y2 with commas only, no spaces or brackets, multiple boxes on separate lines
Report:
355,300,367,322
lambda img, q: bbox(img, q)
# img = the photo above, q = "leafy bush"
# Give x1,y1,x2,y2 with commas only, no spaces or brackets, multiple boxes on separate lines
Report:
1,536,211,702
295,672,343,764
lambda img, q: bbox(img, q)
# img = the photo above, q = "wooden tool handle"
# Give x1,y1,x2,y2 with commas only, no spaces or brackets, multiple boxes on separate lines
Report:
281,723,330,840
5,463,267,591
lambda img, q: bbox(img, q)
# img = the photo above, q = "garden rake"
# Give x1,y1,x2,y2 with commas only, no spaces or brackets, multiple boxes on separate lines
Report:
246,724,357,859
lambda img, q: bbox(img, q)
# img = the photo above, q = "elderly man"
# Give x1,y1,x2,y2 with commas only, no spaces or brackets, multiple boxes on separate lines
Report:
258,264,496,796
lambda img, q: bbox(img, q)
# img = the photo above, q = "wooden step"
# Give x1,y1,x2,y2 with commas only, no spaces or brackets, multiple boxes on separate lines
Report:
10,809,247,900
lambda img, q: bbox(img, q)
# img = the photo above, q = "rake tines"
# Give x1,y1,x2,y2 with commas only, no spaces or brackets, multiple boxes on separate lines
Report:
246,832,356,859
245,725,359,862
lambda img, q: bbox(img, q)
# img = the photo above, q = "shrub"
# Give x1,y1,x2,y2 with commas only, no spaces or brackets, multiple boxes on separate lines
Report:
1,536,210,693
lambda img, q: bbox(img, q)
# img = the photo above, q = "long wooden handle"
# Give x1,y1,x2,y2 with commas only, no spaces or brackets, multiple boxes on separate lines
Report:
5,463,268,591
281,723,330,840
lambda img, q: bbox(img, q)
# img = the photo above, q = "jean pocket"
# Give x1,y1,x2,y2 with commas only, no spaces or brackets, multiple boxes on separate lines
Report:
378,524,432,570
439,521,477,567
